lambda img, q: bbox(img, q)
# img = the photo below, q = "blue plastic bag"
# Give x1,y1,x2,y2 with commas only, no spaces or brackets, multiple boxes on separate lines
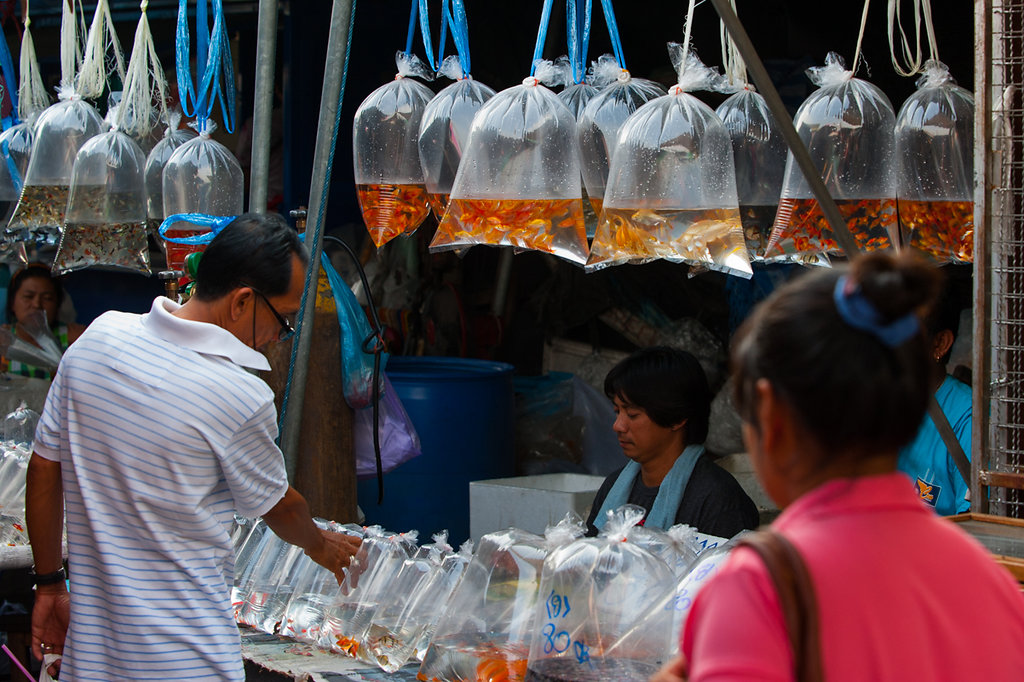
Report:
321,255,388,409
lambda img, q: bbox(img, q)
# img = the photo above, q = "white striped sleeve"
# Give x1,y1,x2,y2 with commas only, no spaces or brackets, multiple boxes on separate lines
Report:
217,399,288,518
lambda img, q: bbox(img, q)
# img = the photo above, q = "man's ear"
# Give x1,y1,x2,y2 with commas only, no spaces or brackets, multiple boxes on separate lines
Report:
670,418,689,432
228,287,254,322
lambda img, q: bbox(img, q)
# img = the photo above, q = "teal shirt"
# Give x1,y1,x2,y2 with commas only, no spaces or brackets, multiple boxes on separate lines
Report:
897,375,972,516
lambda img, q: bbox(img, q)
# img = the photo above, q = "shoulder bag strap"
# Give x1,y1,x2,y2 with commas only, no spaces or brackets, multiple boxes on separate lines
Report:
738,530,825,682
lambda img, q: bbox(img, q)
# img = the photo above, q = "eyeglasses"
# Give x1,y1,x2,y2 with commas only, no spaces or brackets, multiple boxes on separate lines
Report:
250,287,296,342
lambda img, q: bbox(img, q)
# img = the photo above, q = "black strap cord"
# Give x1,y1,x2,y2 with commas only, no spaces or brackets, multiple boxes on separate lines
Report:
323,235,388,504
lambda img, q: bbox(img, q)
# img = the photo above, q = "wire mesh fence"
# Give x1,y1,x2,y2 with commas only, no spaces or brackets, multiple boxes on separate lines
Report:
981,0,1024,517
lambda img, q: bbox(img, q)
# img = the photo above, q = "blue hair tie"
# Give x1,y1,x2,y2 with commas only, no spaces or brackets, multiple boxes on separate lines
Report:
833,275,920,348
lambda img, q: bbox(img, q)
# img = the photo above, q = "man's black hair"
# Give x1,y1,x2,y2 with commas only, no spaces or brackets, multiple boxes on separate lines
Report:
192,213,308,301
604,346,712,445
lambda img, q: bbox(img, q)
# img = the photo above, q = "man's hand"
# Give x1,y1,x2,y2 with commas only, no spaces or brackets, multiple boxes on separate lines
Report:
649,654,688,682
31,584,70,676
305,529,361,584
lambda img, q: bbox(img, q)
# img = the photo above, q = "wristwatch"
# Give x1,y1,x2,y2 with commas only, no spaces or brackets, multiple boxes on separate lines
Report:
29,566,67,586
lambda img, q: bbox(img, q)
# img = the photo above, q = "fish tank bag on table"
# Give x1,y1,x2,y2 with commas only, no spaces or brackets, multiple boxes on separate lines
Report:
279,523,364,642
317,528,420,656
53,128,150,275
523,506,677,682
765,52,897,264
417,515,585,682
586,46,750,278
358,534,472,672
160,126,243,271
715,87,787,261
5,92,104,256
353,52,435,249
895,60,974,264
429,63,589,265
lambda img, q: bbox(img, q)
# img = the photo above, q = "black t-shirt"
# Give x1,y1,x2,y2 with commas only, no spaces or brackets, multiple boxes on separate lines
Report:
585,454,760,538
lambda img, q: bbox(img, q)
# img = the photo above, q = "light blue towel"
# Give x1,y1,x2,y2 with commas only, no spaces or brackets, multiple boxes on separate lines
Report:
593,444,705,532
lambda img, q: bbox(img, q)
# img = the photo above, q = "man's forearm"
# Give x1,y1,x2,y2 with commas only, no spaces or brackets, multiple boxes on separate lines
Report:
26,453,65,574
261,485,324,554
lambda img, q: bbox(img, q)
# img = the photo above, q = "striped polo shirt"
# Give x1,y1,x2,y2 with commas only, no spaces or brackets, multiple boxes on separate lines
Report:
34,296,289,681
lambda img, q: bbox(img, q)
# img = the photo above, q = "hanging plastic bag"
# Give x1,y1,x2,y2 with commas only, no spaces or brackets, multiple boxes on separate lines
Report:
418,514,585,682
53,111,150,275
716,88,787,261
5,0,113,256
418,58,496,223
353,52,435,249
766,52,897,262
586,46,750,277
161,0,241,272
895,60,974,263
359,534,472,672
525,506,677,681
578,57,666,218
429,60,588,263
355,374,420,478
5,89,104,254
160,124,243,271
280,523,365,642
144,113,197,243
318,528,420,655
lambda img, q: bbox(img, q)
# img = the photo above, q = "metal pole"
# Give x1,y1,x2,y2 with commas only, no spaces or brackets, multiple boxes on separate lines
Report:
279,0,356,479
248,0,279,213
972,0,992,514
709,0,861,258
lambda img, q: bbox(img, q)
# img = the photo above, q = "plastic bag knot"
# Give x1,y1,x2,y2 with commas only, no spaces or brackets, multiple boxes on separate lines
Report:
917,59,956,89
395,51,435,81
807,51,853,88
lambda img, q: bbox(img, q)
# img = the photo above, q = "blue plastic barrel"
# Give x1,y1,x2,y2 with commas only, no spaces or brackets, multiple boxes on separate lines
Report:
357,356,515,545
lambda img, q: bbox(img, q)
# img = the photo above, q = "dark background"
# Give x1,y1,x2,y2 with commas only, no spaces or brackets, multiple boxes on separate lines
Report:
5,0,976,367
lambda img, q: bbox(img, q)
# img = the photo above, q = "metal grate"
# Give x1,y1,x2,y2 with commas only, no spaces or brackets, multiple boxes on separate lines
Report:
977,0,1024,517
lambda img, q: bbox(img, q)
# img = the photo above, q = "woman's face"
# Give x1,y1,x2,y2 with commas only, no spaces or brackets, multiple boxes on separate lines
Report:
12,275,59,326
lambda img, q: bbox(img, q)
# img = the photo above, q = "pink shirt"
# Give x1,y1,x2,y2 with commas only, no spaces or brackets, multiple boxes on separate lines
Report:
682,473,1024,681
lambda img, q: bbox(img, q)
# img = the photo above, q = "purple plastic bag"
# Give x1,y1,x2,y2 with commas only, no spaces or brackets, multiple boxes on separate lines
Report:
355,374,422,478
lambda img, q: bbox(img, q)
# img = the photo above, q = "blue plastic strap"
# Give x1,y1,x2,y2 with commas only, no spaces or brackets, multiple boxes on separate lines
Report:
567,0,592,84
1,138,21,194
158,213,237,244
0,29,18,124
176,0,236,134
599,0,626,70
405,0,417,55
448,0,470,75
435,0,448,70
417,0,436,70
197,0,208,117
530,0,556,76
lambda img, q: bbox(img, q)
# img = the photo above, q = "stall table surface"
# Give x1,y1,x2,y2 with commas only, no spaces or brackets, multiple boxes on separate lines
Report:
240,628,420,681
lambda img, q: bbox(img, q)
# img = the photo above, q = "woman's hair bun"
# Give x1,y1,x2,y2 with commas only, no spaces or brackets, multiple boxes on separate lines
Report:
849,251,942,323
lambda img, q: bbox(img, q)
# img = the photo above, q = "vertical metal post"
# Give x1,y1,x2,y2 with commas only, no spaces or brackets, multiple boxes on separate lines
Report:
248,0,279,213
973,0,992,514
709,0,860,258
279,0,356,478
